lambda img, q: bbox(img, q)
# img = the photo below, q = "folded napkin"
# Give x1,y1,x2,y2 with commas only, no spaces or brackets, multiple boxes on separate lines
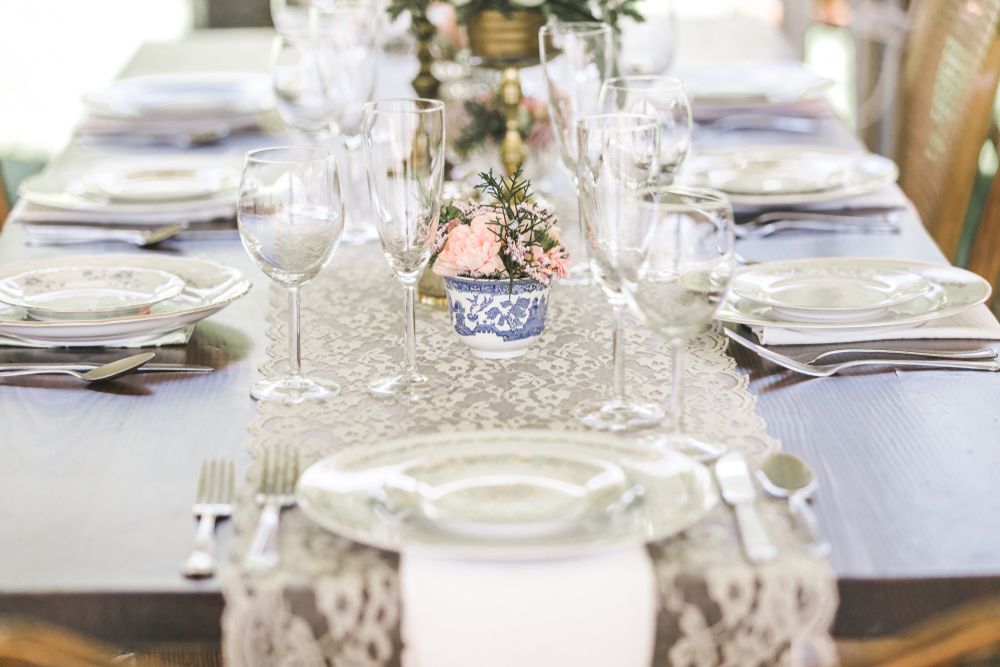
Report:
77,112,263,147
750,305,1000,345
401,547,657,667
732,184,910,216
12,200,235,226
693,98,832,123
0,325,194,348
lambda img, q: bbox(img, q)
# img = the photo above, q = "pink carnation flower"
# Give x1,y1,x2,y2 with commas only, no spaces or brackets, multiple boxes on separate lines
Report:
433,220,504,277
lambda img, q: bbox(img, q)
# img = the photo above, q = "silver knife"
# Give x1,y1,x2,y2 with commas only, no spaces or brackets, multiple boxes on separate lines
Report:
715,453,778,563
0,363,213,373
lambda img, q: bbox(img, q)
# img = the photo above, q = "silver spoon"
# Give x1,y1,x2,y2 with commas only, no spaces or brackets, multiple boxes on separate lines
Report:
756,452,831,556
0,352,155,383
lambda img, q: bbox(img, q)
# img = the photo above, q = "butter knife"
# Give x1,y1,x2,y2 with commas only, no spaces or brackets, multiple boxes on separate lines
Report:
0,363,212,373
715,453,778,563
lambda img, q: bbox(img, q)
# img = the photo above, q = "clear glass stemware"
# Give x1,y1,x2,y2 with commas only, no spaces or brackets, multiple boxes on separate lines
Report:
599,76,693,183
362,98,452,400
619,186,736,458
237,146,345,404
312,0,381,245
539,22,614,286
574,113,665,431
271,34,335,139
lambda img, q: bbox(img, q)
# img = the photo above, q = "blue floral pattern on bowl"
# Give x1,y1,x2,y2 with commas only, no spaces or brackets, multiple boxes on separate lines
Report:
443,277,550,359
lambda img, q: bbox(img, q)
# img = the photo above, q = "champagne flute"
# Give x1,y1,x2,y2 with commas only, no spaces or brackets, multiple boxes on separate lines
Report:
540,22,614,285
312,0,381,245
619,186,736,458
237,146,345,403
574,113,664,431
599,76,693,183
362,98,452,400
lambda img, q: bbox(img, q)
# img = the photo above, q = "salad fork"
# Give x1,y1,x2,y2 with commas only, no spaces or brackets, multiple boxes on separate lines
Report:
182,458,235,578
243,447,299,574
804,346,998,364
724,328,1000,377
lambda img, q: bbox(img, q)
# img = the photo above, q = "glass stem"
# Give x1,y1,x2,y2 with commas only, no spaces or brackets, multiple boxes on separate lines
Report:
403,284,418,375
287,286,302,378
345,140,363,228
612,304,627,403
670,340,684,435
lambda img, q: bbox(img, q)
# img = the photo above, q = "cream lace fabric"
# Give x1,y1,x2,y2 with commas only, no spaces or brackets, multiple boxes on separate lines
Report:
222,243,839,667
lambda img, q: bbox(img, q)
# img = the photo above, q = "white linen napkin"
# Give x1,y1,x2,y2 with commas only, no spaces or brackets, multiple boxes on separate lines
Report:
0,325,195,348
750,305,1000,345
12,200,235,226
400,547,657,667
77,112,263,146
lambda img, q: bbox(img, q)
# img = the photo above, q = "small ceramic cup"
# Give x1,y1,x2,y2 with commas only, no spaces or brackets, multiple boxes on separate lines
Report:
443,276,550,359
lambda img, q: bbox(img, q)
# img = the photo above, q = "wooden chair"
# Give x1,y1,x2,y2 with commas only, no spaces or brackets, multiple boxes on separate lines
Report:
0,162,9,227
837,594,1000,667
894,0,1000,266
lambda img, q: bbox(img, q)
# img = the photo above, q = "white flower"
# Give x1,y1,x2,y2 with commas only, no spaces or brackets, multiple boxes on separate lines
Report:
510,0,547,7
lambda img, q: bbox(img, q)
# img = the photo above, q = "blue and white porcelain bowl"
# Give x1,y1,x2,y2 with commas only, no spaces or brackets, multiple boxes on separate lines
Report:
443,276,550,359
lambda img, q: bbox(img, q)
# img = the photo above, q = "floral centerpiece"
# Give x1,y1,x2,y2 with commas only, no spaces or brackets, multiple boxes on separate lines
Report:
431,167,570,359
453,91,553,158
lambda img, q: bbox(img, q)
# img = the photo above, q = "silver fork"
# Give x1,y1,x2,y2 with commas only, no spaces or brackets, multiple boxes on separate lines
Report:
724,327,1000,377
804,346,998,364
733,212,901,240
243,447,299,574
182,459,235,578
22,222,188,247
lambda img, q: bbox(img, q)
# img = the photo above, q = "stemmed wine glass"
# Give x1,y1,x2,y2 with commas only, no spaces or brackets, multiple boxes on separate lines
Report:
539,22,614,285
237,146,345,403
574,113,664,431
619,186,736,459
272,34,336,139
312,0,381,245
599,76,693,183
362,98,452,400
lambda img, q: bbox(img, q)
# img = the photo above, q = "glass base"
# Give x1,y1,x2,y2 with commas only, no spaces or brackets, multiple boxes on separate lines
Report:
251,375,341,404
369,371,453,401
574,398,664,431
341,224,380,245
641,432,727,462
560,262,592,287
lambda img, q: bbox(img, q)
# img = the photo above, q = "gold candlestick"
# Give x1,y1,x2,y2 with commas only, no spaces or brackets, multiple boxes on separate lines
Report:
411,15,440,99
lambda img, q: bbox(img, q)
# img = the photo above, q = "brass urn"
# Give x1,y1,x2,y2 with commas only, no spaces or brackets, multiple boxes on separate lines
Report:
466,10,548,178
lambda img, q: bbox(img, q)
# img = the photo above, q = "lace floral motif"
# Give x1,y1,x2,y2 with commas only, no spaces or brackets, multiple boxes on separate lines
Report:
222,244,837,667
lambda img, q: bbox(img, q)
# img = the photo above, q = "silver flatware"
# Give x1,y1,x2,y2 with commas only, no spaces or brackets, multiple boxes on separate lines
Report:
715,452,777,563
182,458,235,578
243,447,299,574
706,114,833,134
23,222,188,247
804,347,998,364
734,209,903,240
0,362,212,373
757,453,830,556
724,327,1000,377
0,352,154,383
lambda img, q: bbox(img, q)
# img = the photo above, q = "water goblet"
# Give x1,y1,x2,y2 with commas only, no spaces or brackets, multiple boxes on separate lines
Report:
362,98,452,400
312,0,381,245
619,186,736,459
599,76,693,183
574,113,664,431
271,33,336,139
237,146,345,403
540,22,614,285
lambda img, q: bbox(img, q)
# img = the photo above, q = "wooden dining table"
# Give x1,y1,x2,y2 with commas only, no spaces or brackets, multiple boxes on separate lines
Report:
1,17,999,649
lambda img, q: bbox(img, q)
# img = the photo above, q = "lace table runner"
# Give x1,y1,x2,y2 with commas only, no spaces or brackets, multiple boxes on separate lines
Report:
221,243,838,667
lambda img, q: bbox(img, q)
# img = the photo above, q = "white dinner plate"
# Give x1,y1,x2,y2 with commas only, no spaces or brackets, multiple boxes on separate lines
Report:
730,259,932,323
0,254,252,346
680,146,899,206
85,73,274,119
296,429,717,559
0,265,186,322
78,156,239,203
716,259,991,332
18,155,240,216
679,60,832,105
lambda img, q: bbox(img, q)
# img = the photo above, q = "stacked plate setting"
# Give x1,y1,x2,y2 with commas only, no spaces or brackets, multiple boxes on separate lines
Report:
0,254,251,346
296,430,717,558
718,258,992,334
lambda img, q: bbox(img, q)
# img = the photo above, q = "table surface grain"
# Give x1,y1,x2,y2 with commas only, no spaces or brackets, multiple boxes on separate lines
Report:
1,21,999,643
